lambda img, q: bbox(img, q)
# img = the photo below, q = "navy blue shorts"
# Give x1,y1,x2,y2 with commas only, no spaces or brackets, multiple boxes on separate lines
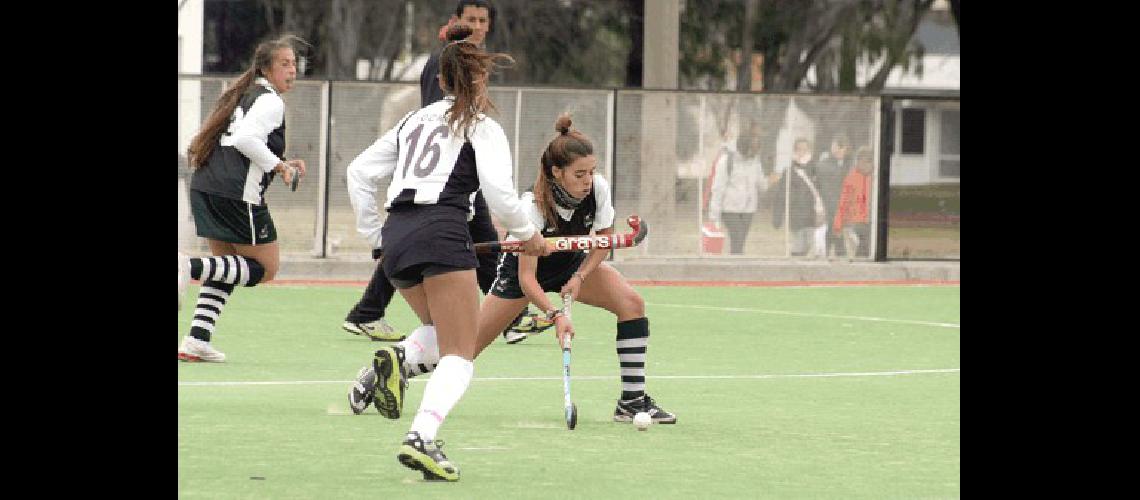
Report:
489,251,587,299
380,205,477,289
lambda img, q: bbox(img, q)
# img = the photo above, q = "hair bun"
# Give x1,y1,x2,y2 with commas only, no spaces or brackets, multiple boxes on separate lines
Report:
554,114,572,135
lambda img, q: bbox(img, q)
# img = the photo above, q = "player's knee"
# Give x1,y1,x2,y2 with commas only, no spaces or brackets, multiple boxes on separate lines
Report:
624,291,645,317
251,259,277,284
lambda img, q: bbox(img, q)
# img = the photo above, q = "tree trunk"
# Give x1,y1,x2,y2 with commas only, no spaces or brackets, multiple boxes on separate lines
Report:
775,0,857,91
768,0,858,92
325,0,367,79
626,0,643,87
813,45,836,91
737,0,756,91
260,0,276,34
838,24,858,91
373,0,404,81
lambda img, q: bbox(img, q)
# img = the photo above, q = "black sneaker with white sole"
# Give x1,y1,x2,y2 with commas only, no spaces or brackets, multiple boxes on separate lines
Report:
613,393,677,424
348,365,377,415
397,431,459,481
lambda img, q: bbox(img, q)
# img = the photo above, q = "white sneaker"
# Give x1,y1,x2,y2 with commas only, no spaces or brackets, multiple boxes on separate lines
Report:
342,318,404,341
178,336,226,363
502,328,528,344
178,252,191,311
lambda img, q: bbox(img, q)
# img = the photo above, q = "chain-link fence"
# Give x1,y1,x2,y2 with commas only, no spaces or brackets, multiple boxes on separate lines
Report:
178,75,957,261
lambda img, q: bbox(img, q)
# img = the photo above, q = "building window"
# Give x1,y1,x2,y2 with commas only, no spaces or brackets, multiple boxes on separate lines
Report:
900,108,925,154
939,109,960,178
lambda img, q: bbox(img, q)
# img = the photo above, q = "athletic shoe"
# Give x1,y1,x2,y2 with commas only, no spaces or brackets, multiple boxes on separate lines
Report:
507,307,554,335
502,328,528,344
178,252,191,311
177,336,226,363
397,431,459,481
613,393,677,424
342,318,405,341
501,308,554,344
372,345,407,419
348,365,377,415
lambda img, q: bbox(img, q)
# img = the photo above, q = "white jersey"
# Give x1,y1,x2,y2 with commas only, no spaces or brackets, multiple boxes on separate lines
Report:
346,97,537,249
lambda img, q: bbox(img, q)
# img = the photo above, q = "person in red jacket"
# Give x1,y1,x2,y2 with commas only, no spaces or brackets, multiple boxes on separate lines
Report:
832,146,874,257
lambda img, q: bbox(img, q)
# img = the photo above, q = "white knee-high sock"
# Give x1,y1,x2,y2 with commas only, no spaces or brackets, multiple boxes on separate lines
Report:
409,355,473,441
399,325,440,378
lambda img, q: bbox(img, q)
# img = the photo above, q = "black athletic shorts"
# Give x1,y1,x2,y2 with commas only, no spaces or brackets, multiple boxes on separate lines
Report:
490,251,587,299
380,205,478,289
190,189,277,245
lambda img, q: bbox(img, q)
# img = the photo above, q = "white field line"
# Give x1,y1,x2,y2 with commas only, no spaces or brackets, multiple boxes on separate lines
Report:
645,302,960,328
178,368,959,387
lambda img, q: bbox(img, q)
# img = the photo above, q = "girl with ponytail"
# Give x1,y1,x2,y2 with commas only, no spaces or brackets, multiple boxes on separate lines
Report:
178,34,308,363
344,22,547,482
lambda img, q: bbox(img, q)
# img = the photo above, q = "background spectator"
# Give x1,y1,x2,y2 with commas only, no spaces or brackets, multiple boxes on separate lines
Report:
709,121,768,254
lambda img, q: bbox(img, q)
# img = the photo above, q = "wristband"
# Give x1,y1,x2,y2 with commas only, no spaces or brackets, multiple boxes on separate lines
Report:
545,309,566,322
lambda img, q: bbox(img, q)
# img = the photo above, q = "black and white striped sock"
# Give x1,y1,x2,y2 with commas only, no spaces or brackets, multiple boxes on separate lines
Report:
189,281,235,342
616,317,649,401
189,255,265,287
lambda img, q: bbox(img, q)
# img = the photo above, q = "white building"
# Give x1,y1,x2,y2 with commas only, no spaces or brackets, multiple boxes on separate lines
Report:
882,6,959,186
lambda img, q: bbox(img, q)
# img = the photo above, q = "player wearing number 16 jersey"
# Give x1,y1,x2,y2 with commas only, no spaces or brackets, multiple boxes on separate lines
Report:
349,114,676,439
347,93,532,278
345,23,548,482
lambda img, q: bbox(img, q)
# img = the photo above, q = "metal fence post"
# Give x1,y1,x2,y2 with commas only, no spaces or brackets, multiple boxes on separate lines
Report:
874,96,894,262
315,81,331,258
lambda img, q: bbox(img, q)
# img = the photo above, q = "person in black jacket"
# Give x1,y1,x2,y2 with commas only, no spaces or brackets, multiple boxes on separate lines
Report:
772,137,827,257
814,134,851,257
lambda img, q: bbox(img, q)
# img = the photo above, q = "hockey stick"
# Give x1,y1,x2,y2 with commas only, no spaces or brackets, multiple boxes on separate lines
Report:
474,215,649,254
560,291,577,430
287,165,300,192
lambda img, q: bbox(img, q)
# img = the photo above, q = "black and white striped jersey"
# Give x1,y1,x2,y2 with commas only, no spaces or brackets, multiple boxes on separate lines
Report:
190,78,286,205
346,96,537,249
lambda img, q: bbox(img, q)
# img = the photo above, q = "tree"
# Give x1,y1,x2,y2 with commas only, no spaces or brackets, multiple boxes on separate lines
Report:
210,0,939,93
859,0,934,92
678,0,937,93
255,0,419,80
491,0,636,86
679,0,737,89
